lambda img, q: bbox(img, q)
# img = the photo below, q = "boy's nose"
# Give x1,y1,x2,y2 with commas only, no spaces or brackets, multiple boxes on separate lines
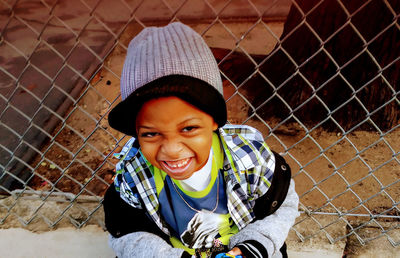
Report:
160,139,184,158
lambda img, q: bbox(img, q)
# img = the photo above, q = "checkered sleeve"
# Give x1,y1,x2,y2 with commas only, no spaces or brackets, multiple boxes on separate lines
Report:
237,133,275,199
253,141,275,197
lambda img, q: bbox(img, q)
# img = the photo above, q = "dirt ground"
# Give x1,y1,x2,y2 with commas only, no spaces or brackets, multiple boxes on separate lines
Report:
26,21,400,220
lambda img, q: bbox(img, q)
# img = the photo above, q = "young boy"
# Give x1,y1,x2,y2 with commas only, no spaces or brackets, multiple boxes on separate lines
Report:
104,22,299,258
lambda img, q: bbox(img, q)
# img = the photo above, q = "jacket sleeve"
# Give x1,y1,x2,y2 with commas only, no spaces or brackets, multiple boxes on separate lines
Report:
228,153,300,258
109,233,191,258
103,184,192,258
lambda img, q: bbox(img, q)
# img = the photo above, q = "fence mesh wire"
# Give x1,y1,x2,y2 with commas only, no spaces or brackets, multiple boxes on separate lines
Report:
0,0,399,249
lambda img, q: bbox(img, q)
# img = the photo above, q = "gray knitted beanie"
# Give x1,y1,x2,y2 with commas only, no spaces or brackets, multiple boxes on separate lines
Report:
108,22,227,136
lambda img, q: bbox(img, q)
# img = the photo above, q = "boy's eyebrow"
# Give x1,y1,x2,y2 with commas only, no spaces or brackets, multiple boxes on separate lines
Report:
137,125,155,130
178,117,202,125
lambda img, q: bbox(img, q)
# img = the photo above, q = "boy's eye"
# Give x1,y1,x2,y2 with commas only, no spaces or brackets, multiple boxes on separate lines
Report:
182,126,198,132
140,132,159,138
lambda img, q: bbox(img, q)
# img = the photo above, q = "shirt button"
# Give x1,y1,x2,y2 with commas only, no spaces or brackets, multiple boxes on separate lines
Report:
224,164,231,171
281,165,287,171
272,200,278,207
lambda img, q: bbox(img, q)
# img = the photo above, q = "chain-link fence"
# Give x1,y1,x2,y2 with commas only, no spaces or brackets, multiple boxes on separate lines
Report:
1,0,399,250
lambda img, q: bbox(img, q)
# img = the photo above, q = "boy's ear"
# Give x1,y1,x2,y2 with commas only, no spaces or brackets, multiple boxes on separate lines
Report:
212,120,218,131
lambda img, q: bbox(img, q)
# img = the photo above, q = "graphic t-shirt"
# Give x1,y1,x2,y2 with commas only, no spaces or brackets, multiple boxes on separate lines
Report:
152,133,238,256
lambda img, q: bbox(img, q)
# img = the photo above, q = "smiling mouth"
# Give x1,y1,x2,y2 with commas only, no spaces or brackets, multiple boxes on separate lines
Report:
161,158,192,174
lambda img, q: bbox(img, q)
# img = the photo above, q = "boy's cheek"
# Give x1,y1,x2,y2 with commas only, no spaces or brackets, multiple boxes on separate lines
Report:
138,142,157,164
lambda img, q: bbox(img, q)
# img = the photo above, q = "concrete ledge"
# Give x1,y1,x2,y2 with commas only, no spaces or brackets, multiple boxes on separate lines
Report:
288,249,343,258
1,224,344,258
1,223,398,258
0,225,115,258
286,213,347,258
287,236,345,258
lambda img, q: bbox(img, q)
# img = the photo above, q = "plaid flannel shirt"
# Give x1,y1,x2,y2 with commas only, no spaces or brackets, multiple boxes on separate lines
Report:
113,124,276,235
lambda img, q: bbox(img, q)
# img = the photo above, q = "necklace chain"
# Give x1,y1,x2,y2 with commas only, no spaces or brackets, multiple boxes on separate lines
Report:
171,173,219,213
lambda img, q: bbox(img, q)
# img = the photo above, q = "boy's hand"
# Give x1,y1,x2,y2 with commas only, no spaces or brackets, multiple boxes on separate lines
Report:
215,247,243,258
227,247,243,257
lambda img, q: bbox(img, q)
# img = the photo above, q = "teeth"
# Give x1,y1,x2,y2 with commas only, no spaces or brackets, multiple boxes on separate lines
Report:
166,158,190,168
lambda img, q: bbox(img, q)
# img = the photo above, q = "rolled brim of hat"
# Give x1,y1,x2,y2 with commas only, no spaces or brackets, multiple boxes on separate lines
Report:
108,75,227,136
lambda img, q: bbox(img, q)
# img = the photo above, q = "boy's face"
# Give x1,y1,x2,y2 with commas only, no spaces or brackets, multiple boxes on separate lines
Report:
136,96,218,180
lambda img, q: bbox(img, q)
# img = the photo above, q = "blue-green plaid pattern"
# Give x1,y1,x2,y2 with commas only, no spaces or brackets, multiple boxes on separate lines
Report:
114,125,275,234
